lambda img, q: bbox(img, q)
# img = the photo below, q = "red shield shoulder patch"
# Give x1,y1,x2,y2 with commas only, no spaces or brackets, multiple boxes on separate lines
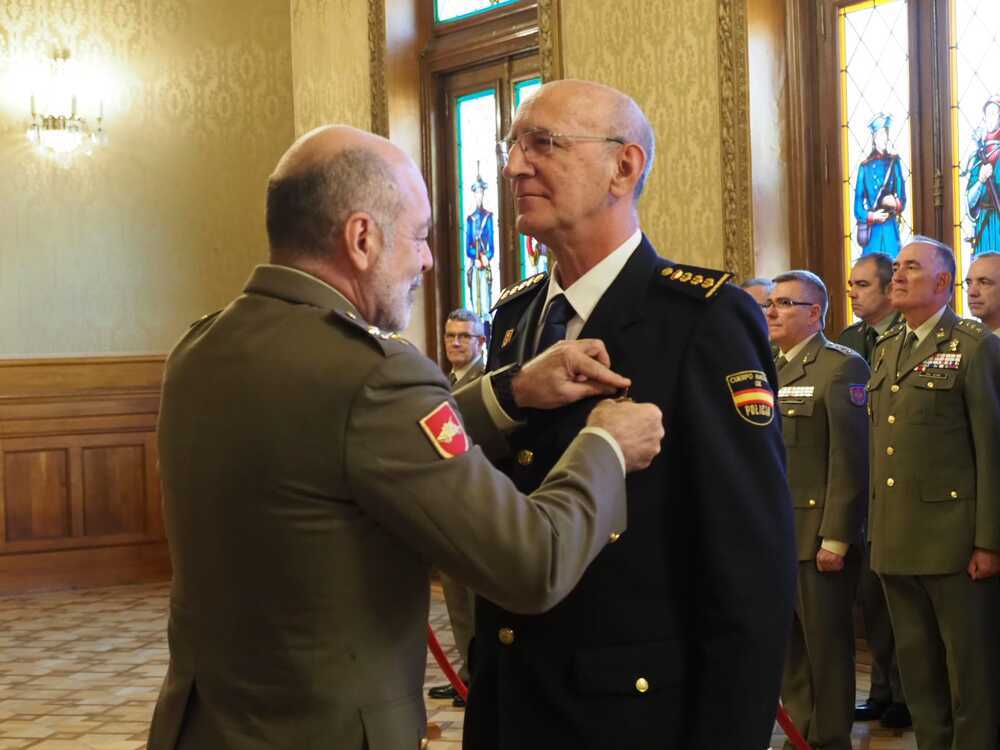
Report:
419,401,470,459
726,370,775,426
849,384,868,407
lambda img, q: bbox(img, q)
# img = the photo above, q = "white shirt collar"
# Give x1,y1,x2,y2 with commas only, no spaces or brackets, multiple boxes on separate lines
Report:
780,331,819,364
538,230,642,338
905,305,947,347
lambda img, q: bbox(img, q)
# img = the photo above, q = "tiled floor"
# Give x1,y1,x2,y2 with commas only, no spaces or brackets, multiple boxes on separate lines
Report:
0,582,916,749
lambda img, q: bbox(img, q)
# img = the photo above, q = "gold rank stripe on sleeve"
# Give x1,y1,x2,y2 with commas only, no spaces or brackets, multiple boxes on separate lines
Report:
658,264,732,300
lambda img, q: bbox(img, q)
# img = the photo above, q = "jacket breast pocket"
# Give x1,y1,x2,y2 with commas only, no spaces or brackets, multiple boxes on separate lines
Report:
779,399,815,446
572,639,684,697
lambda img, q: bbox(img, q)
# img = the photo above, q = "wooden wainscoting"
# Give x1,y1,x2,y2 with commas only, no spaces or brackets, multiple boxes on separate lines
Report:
0,356,170,595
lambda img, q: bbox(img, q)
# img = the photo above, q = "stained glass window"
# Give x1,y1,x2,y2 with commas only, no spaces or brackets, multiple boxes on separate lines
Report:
838,0,914,318
513,77,546,279
456,88,501,321
949,0,1000,310
435,0,518,24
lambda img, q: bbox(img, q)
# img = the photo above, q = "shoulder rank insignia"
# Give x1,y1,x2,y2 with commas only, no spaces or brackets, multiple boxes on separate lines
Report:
331,309,412,351
876,323,905,343
189,310,222,328
956,318,986,337
658,262,731,301
726,370,774,426
418,401,470,459
825,341,858,358
492,272,548,311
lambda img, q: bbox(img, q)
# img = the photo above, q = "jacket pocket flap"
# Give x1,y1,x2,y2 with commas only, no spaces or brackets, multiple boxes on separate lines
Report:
920,480,971,503
779,399,815,417
572,639,684,696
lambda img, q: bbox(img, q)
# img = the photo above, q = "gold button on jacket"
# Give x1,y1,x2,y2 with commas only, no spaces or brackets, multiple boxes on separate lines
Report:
635,677,650,693
498,627,515,645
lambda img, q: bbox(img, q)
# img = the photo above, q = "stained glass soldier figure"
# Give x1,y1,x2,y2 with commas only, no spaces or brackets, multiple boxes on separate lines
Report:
854,113,906,258
465,167,495,318
524,235,548,275
965,96,1000,254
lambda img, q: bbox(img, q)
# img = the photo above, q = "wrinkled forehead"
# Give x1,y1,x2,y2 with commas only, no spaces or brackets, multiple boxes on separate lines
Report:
970,255,1000,278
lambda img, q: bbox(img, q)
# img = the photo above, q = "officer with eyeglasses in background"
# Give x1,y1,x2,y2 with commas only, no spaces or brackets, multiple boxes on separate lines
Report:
766,271,870,750
462,78,795,750
427,308,488,708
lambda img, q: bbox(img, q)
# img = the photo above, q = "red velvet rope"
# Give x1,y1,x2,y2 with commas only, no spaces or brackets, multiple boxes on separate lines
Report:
426,624,469,701
776,702,813,750
428,623,809,748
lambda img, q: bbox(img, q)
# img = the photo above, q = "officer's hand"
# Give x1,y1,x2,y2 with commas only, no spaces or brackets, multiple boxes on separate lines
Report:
816,548,845,573
966,548,1000,580
981,163,994,183
586,399,664,473
879,195,899,212
513,339,631,410
869,209,890,223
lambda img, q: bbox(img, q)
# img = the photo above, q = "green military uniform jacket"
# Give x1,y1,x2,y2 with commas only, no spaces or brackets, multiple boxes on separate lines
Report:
867,307,1000,574
837,311,903,363
778,334,870,560
147,264,628,750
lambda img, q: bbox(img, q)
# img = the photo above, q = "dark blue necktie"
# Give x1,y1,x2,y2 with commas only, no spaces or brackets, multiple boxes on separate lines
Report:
535,294,575,355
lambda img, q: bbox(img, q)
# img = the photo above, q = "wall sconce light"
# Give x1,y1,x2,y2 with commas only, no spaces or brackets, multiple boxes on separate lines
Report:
25,49,107,162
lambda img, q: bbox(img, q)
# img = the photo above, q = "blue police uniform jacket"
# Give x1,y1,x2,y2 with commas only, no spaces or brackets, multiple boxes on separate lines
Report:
463,237,797,750
854,154,906,257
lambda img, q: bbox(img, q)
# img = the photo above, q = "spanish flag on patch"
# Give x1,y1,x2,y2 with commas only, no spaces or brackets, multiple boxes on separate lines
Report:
726,370,775,426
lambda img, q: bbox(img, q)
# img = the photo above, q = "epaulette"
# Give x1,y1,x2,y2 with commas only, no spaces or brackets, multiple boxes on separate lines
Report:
492,272,548,311
189,310,222,328
955,318,987,338
876,323,905,343
329,308,413,354
656,263,731,301
824,340,859,357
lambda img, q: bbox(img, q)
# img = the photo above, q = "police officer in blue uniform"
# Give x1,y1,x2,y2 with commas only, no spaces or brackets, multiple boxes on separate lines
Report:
854,113,907,257
463,79,796,750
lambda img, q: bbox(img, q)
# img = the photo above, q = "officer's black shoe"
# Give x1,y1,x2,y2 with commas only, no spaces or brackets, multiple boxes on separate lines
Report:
854,698,890,721
452,695,466,708
879,702,912,730
428,684,458,700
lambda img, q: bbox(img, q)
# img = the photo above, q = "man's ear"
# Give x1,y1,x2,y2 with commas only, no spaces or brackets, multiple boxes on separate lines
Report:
342,211,382,272
609,143,646,199
936,271,953,296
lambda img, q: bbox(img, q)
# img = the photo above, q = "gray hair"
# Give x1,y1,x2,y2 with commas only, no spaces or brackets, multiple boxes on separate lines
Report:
446,308,484,336
740,277,774,292
854,252,894,293
971,251,1000,265
772,269,829,325
612,102,655,201
266,148,402,259
907,235,956,285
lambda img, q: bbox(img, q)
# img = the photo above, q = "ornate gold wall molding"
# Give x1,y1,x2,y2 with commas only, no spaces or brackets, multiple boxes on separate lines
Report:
539,0,563,81
717,0,755,280
368,0,388,136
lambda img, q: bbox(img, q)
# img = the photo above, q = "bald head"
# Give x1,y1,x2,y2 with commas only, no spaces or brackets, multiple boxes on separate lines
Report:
266,125,406,260
518,80,655,199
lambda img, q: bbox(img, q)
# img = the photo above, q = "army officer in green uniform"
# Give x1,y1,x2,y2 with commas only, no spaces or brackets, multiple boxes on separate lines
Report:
147,125,666,750
868,236,1000,750
767,270,870,750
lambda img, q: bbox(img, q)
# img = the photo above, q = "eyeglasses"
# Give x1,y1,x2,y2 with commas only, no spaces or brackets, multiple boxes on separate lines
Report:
444,332,480,343
496,129,625,167
761,298,817,311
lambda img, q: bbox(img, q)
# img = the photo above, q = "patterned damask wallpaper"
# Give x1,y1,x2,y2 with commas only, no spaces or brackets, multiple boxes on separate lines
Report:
290,0,371,136
561,0,726,268
0,0,293,356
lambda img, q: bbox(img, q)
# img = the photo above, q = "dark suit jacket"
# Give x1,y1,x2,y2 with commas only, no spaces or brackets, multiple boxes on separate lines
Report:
464,238,797,750
148,265,629,750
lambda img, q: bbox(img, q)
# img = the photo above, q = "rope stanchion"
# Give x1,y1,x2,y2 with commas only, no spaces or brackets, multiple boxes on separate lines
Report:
426,624,468,701
776,702,812,750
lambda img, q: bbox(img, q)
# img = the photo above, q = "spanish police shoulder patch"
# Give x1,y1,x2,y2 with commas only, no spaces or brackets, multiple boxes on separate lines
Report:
492,272,548,311
418,401,470,459
849,384,867,407
657,262,732,301
726,370,775,426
